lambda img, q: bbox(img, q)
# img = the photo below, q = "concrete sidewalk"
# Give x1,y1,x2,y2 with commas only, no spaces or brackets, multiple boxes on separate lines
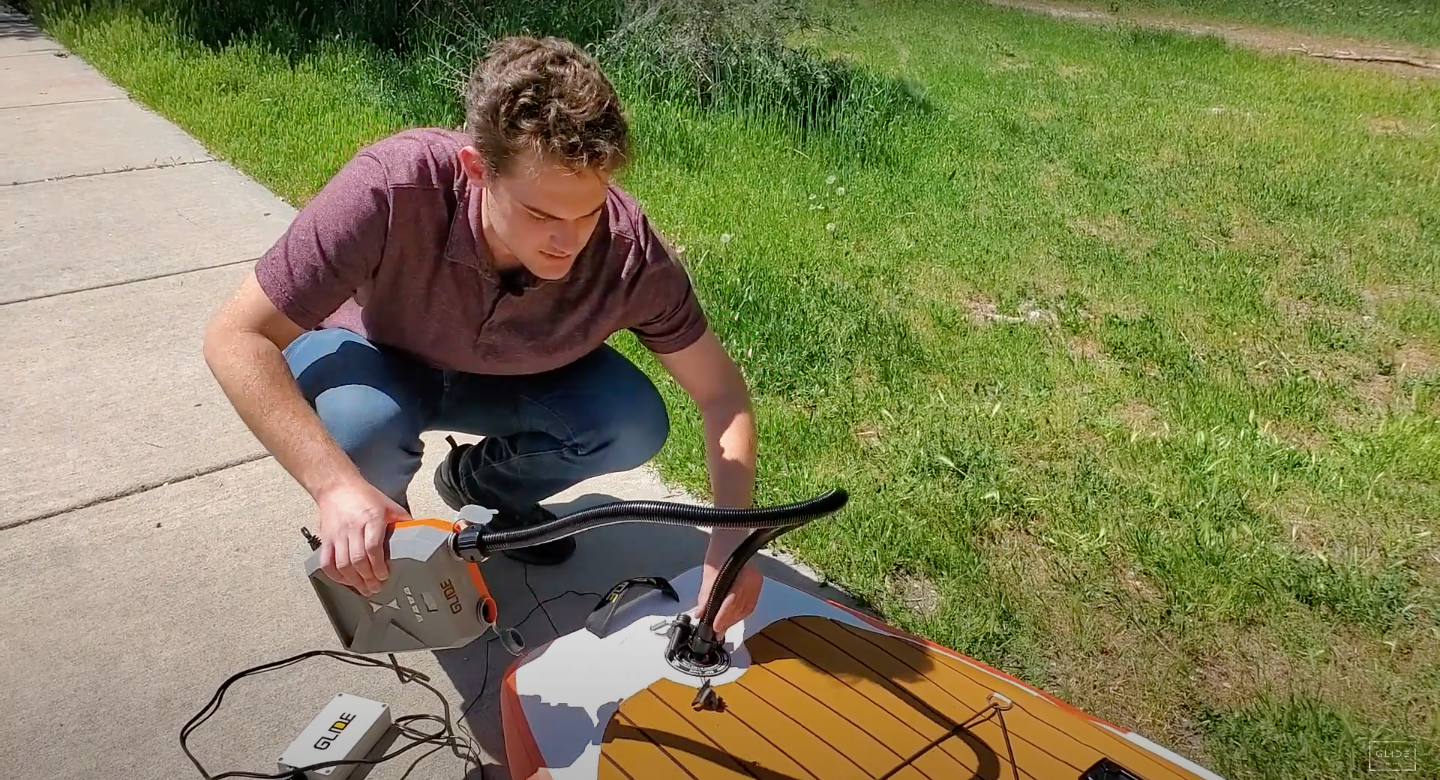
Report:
0,7,854,780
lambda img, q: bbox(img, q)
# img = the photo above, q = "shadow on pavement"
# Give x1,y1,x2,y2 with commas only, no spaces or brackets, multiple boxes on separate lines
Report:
1,5,46,39
352,725,488,780
428,490,865,778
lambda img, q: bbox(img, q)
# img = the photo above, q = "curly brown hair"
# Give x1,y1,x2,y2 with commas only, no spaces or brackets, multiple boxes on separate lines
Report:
464,36,630,176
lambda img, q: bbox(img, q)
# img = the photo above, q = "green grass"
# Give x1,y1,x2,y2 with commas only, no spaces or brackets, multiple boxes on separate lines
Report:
1062,0,1440,51
22,0,1440,777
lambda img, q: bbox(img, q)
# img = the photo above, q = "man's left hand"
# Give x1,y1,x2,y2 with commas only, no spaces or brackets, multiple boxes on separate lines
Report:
694,556,762,636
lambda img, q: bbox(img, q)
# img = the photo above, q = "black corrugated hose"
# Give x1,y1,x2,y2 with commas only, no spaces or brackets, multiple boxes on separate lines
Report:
459,488,849,557
452,488,849,665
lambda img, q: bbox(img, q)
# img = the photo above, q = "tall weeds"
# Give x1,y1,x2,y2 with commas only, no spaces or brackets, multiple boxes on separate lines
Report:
597,0,929,159
21,0,928,160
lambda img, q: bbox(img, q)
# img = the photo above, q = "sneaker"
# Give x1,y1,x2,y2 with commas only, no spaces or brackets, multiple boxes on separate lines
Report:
432,436,575,566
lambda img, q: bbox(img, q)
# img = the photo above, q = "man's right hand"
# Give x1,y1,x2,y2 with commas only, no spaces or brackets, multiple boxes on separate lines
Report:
316,480,407,597
201,270,404,596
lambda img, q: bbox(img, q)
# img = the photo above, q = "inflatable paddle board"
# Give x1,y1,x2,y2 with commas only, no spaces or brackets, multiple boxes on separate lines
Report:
501,566,1228,780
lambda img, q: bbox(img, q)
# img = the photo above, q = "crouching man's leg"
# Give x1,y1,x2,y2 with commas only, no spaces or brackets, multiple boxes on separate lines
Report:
283,327,442,510
431,344,670,565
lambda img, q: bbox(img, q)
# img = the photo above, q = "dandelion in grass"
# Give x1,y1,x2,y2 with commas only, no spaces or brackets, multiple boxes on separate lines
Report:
826,222,837,233
836,186,846,196
826,175,837,185
721,233,733,244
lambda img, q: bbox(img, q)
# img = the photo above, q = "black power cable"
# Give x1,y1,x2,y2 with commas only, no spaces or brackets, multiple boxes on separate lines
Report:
180,649,480,779
182,589,603,780
186,492,848,778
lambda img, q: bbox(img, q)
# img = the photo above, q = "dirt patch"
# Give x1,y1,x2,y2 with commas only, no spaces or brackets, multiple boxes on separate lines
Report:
1324,627,1440,733
1116,399,1168,438
1238,329,1311,386
1339,342,1440,414
1070,214,1128,243
1049,614,1203,758
886,571,942,617
1329,400,1366,430
1367,117,1432,137
1419,547,1440,601
1364,283,1439,309
1120,566,1162,605
985,0,1440,80
1068,334,1105,360
1308,621,1431,729
1394,343,1438,375
1193,625,1296,710
1290,525,1328,560
1192,616,1440,747
1269,489,1408,573
1267,285,1382,383
965,294,1060,327
1275,293,1317,321
1223,208,1300,263
1260,419,1328,453
992,496,1440,762
1356,374,1397,407
1068,213,1158,254
1270,491,1328,553
964,293,1000,323
912,267,1066,333
1187,591,1440,747
1266,491,1378,566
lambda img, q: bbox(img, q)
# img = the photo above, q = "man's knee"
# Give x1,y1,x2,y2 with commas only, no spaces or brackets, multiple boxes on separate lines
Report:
313,384,422,466
589,377,669,472
283,328,428,499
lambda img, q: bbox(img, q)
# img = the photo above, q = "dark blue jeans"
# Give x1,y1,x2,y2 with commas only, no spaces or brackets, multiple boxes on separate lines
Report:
283,327,670,510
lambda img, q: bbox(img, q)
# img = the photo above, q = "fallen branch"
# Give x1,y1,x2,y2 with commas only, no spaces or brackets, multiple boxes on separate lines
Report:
1310,52,1439,69
1288,46,1440,70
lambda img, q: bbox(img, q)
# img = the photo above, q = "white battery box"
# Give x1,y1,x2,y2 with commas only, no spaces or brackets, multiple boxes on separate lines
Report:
276,693,392,779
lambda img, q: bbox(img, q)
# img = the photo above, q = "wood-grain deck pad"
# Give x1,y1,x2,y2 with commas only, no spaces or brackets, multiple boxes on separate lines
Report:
599,616,1205,780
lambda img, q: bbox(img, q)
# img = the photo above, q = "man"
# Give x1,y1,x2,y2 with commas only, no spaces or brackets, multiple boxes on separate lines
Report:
202,36,761,635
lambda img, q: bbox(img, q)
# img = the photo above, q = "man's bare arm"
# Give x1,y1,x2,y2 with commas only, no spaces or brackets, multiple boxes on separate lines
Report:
654,327,756,506
201,270,396,594
655,327,760,632
202,270,353,496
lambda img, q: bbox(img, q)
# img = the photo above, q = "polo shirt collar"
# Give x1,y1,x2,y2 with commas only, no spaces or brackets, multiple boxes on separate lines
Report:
443,181,556,291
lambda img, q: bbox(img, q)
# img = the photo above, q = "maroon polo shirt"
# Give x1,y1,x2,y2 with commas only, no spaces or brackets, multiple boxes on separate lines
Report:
255,128,708,375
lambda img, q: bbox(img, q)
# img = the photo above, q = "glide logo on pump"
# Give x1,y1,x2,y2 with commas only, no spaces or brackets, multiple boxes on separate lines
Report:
314,712,355,749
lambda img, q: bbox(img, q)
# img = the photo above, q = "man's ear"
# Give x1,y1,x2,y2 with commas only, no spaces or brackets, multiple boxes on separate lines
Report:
458,145,487,185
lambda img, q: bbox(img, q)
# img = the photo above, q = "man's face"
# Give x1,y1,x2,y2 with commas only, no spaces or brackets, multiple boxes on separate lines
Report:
463,146,609,280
